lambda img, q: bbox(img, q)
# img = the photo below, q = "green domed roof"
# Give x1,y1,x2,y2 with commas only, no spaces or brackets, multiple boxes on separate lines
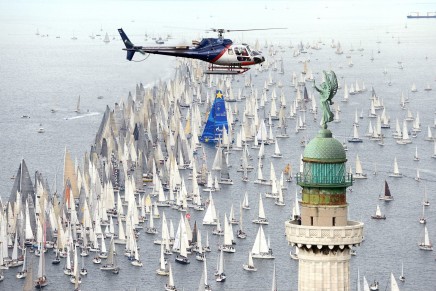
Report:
303,129,346,162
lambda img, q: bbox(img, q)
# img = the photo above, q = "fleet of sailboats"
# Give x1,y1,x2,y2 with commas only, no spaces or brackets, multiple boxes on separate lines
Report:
3,32,436,290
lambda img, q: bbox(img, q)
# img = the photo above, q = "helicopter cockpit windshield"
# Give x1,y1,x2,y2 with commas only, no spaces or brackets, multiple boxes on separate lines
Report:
246,45,259,56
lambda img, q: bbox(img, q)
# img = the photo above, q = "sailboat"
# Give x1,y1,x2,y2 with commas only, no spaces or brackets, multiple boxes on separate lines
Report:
200,90,228,143
37,123,45,133
389,157,402,177
354,154,367,179
195,229,206,261
348,124,363,142
396,120,412,144
199,257,212,291
422,185,430,206
242,191,250,210
70,247,82,285
274,185,285,206
131,241,143,267
236,203,247,239
432,140,436,158
100,237,119,273
271,140,282,158
145,207,158,234
16,248,28,279
251,225,274,259
103,32,110,43
202,192,218,225
252,194,268,224
415,168,421,182
418,226,433,250
371,205,386,219
9,233,24,267
218,214,235,253
424,126,434,141
218,149,233,185
35,242,48,288
242,251,257,271
80,254,88,276
379,180,393,201
74,96,81,113
156,244,169,275
369,280,379,291
414,146,420,161
165,264,177,291
215,249,226,282
175,220,191,265
399,261,405,282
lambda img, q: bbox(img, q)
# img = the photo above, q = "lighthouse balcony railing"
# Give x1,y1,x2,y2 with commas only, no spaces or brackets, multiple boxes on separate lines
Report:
296,172,353,187
285,220,364,246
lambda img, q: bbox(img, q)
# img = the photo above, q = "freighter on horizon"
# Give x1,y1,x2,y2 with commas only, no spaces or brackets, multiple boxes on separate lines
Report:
407,12,436,18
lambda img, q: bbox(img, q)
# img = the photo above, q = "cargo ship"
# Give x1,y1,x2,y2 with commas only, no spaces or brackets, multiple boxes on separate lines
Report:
407,12,436,18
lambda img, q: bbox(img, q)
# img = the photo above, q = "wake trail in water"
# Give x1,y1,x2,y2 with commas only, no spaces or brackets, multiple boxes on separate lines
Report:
64,112,100,120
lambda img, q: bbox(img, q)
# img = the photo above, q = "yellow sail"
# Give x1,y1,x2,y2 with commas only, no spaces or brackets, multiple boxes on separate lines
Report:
284,163,291,175
184,115,191,136
63,148,79,198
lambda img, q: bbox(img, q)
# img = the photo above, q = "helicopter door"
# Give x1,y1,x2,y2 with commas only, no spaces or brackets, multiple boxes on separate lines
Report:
235,46,251,62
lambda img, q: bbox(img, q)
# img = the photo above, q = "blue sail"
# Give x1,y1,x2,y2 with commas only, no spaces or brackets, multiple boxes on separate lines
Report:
200,90,228,143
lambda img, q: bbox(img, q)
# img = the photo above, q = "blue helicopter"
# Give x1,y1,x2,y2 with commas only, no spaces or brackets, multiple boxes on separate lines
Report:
118,28,284,74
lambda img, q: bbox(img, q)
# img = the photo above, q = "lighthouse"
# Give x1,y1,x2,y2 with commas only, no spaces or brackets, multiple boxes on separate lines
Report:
285,71,364,290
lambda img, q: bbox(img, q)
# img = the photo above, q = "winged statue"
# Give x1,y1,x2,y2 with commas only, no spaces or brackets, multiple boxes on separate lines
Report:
314,70,338,129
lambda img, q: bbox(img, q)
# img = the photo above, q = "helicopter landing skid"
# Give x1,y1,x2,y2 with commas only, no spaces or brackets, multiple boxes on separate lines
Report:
205,65,249,75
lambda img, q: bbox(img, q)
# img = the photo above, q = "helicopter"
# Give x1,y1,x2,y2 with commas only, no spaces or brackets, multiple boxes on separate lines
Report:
118,27,285,74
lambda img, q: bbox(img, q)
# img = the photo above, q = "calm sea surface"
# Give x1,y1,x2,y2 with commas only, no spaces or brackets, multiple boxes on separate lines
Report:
1,1,436,290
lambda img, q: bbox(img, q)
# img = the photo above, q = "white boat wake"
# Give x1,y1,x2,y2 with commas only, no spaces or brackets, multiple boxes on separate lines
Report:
64,112,100,120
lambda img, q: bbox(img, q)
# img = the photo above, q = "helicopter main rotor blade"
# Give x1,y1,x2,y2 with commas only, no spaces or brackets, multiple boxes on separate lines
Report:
210,28,287,33
227,28,287,32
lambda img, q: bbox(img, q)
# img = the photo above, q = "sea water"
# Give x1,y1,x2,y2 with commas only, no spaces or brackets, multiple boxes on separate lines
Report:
1,0,436,290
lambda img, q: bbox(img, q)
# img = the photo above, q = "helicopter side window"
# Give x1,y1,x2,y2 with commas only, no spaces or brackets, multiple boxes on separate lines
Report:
241,48,248,56
228,48,234,55
235,48,242,55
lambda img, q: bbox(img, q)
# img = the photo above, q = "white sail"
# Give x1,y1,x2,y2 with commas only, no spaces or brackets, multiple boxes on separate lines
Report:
242,192,250,209
248,252,255,267
223,214,233,246
363,276,370,291
375,205,382,217
394,158,399,174
218,249,225,274
160,244,166,270
24,200,34,241
168,264,175,287
258,194,266,219
354,154,367,178
391,272,400,291
212,147,222,171
271,263,277,291
203,192,217,225
423,226,431,246
37,242,45,279
251,225,269,255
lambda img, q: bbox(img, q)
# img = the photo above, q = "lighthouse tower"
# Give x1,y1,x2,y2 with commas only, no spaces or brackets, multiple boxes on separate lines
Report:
285,127,364,290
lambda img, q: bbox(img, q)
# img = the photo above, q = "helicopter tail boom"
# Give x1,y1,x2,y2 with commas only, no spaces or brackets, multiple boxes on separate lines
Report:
118,28,138,61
